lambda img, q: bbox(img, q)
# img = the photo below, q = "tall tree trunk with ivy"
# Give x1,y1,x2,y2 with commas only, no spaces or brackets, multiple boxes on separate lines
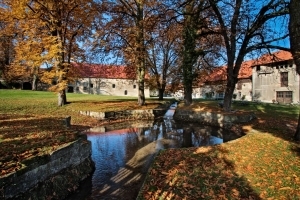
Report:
289,0,300,141
181,2,197,106
136,0,146,106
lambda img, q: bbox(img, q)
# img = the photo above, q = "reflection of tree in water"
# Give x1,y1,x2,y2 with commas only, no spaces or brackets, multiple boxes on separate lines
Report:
168,122,226,147
83,116,242,200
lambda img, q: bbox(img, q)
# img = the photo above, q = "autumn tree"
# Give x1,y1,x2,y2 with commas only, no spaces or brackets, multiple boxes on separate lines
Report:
180,0,203,105
208,0,289,112
5,0,96,106
146,20,181,100
93,0,162,105
169,0,222,105
289,0,300,141
0,5,16,88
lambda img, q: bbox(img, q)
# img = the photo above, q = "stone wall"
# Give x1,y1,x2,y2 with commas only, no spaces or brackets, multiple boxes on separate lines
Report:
79,109,156,120
173,110,256,128
1,137,94,200
78,101,174,120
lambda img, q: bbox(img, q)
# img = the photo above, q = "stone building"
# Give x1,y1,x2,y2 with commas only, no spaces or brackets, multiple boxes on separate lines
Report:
252,50,299,104
69,63,150,97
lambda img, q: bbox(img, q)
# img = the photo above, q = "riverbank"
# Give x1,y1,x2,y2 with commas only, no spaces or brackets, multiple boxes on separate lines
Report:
1,90,300,199
0,90,169,199
137,100,300,199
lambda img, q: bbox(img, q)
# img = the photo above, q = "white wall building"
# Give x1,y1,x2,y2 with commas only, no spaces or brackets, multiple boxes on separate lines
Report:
252,51,299,104
69,63,150,97
200,60,253,101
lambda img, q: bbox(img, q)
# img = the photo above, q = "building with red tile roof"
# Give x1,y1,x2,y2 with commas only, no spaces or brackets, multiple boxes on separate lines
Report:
196,50,298,103
70,63,137,79
68,63,150,97
199,60,253,100
252,50,298,104
252,50,293,66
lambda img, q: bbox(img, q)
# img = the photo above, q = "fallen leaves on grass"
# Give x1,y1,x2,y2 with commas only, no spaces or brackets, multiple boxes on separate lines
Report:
0,114,88,176
139,132,300,200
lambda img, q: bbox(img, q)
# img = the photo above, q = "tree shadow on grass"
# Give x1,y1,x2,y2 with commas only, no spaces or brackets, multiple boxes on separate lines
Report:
234,102,300,144
0,114,90,175
137,146,261,199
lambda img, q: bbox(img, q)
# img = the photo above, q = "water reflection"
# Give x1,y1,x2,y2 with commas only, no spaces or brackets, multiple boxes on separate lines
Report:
69,104,243,199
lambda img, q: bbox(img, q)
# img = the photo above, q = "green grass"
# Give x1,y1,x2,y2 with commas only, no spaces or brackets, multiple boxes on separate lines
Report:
138,99,300,200
0,89,165,175
2,90,300,199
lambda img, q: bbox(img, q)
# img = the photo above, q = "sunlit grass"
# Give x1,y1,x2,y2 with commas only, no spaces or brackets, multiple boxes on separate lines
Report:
0,89,167,175
2,90,300,199
138,99,300,199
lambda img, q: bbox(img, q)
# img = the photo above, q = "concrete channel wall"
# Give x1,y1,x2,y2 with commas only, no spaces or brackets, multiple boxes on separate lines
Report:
173,110,256,128
78,102,173,120
0,137,94,200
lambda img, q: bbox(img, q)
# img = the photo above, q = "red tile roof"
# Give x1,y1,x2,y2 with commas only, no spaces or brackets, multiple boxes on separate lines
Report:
204,60,253,82
203,50,292,83
252,50,293,66
70,63,136,79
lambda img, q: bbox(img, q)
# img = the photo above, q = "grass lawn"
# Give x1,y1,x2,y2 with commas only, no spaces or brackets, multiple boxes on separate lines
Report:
0,89,164,175
1,90,300,199
138,100,300,199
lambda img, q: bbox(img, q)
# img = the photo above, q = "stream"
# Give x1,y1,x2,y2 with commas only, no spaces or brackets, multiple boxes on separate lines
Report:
67,103,242,199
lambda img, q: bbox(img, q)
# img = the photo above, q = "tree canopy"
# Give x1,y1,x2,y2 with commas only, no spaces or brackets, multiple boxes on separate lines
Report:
0,0,291,108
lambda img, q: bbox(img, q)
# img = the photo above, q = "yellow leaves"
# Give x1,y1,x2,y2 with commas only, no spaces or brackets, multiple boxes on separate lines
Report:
182,182,195,189
194,146,212,154
231,188,240,197
161,171,169,176
279,187,292,191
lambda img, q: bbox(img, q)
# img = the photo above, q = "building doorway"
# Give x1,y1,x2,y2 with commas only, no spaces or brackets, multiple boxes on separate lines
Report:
276,91,292,104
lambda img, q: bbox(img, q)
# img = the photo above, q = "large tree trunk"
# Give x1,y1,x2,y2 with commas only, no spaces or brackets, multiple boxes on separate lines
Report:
158,88,164,100
289,0,300,140
223,74,238,112
184,82,193,105
138,72,145,106
182,2,197,106
58,90,66,106
136,0,145,106
295,110,300,141
32,74,37,91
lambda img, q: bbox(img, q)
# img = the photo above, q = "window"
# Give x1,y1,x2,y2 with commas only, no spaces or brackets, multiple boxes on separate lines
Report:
83,87,87,91
124,90,127,95
237,82,242,90
256,66,260,71
277,92,283,98
112,84,115,88
280,72,288,87
133,85,136,89
90,84,93,88
218,93,224,98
